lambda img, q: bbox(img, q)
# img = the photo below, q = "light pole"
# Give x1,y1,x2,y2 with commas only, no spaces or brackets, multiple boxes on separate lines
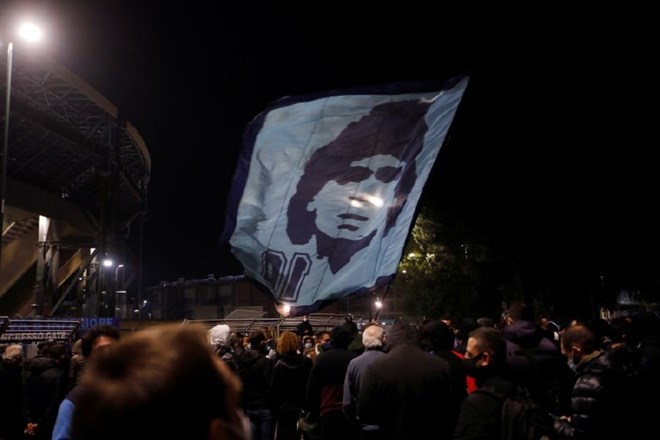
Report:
114,264,125,319
0,40,14,275
371,296,383,323
0,22,42,276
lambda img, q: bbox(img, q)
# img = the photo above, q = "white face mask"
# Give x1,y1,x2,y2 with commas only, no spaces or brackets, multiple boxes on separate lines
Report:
566,358,578,372
566,350,581,372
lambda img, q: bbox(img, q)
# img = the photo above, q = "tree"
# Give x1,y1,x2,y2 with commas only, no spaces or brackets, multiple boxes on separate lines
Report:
393,206,520,321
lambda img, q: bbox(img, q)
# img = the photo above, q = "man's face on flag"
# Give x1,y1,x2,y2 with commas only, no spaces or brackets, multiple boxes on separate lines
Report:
307,154,404,241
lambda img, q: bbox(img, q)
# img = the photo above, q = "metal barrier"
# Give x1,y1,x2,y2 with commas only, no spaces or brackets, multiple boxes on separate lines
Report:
184,309,363,339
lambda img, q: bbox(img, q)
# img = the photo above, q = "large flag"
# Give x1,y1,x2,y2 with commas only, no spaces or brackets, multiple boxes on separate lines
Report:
222,75,469,316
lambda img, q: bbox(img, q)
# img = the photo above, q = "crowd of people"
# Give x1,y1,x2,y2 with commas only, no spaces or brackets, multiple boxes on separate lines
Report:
0,304,658,440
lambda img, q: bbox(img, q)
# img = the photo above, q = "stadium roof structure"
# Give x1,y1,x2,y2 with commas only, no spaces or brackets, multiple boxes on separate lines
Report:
0,48,150,317
3,52,150,228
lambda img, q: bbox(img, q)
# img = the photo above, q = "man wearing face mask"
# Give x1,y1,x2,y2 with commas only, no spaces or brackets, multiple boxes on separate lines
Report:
553,323,641,440
453,326,517,439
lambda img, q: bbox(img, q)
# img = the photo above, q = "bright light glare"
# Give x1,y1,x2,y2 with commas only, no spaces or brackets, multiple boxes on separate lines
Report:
364,195,384,207
18,22,43,42
276,303,291,316
349,195,384,209
102,259,113,267
375,298,383,309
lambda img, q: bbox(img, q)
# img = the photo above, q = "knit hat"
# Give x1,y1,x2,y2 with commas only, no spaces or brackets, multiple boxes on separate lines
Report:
208,324,231,346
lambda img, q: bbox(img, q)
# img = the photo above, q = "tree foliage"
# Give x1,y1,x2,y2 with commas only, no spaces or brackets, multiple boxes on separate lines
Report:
393,206,520,322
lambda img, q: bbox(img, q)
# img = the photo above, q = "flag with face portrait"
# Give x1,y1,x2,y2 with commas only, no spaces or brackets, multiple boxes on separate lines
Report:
222,75,469,316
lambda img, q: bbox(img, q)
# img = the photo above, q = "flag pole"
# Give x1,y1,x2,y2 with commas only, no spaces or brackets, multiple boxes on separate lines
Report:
372,282,392,323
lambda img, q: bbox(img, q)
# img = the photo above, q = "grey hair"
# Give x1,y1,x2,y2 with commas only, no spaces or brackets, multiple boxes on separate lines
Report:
2,344,23,363
362,325,385,349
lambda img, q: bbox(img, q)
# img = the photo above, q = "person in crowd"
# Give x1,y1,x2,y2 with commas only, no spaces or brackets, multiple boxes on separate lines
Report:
235,329,274,440
0,344,25,440
454,317,478,355
52,324,120,440
306,331,330,363
67,339,85,390
536,312,561,347
358,320,455,439
342,324,385,436
629,311,660,438
502,301,572,415
476,316,495,329
209,324,236,358
297,315,314,338
343,314,359,340
306,325,357,440
70,323,249,440
425,319,469,433
302,335,316,357
269,330,313,440
23,342,68,439
553,322,642,439
453,326,516,440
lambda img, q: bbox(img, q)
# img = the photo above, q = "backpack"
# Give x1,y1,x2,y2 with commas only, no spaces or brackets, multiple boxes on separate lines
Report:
476,385,555,440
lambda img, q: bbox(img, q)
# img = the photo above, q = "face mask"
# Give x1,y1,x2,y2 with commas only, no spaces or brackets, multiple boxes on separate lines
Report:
462,353,483,378
304,342,313,350
567,351,581,372
566,359,578,372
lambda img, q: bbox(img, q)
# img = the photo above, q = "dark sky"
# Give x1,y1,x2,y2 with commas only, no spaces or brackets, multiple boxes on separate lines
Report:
9,2,658,293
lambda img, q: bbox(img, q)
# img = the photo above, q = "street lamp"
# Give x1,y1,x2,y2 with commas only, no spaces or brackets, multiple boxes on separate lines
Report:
0,22,42,275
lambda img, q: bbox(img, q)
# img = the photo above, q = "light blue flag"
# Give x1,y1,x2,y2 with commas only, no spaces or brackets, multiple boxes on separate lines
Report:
222,76,469,316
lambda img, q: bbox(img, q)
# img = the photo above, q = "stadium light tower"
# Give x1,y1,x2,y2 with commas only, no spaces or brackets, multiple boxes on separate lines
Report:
1,21,43,275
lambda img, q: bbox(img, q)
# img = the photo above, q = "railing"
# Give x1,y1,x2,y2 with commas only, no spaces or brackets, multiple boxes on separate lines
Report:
183,309,363,338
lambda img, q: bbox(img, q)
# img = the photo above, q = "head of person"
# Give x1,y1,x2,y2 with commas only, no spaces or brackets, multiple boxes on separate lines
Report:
384,319,419,349
277,331,300,356
361,324,384,350
426,319,455,352
464,327,507,386
208,324,232,347
71,339,83,356
505,301,535,325
2,344,23,365
476,316,495,328
71,323,247,440
286,99,432,273
316,331,331,351
81,324,120,358
303,336,315,351
560,323,601,372
330,325,352,350
248,330,267,352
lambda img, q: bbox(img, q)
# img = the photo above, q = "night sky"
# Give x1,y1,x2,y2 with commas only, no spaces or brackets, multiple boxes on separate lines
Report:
6,2,658,296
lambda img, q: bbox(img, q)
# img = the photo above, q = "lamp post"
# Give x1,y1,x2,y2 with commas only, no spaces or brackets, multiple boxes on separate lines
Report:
114,264,125,319
0,40,14,275
0,22,42,276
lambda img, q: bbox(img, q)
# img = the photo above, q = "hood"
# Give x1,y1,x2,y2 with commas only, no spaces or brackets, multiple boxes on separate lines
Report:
208,324,231,346
27,356,57,374
503,321,544,348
